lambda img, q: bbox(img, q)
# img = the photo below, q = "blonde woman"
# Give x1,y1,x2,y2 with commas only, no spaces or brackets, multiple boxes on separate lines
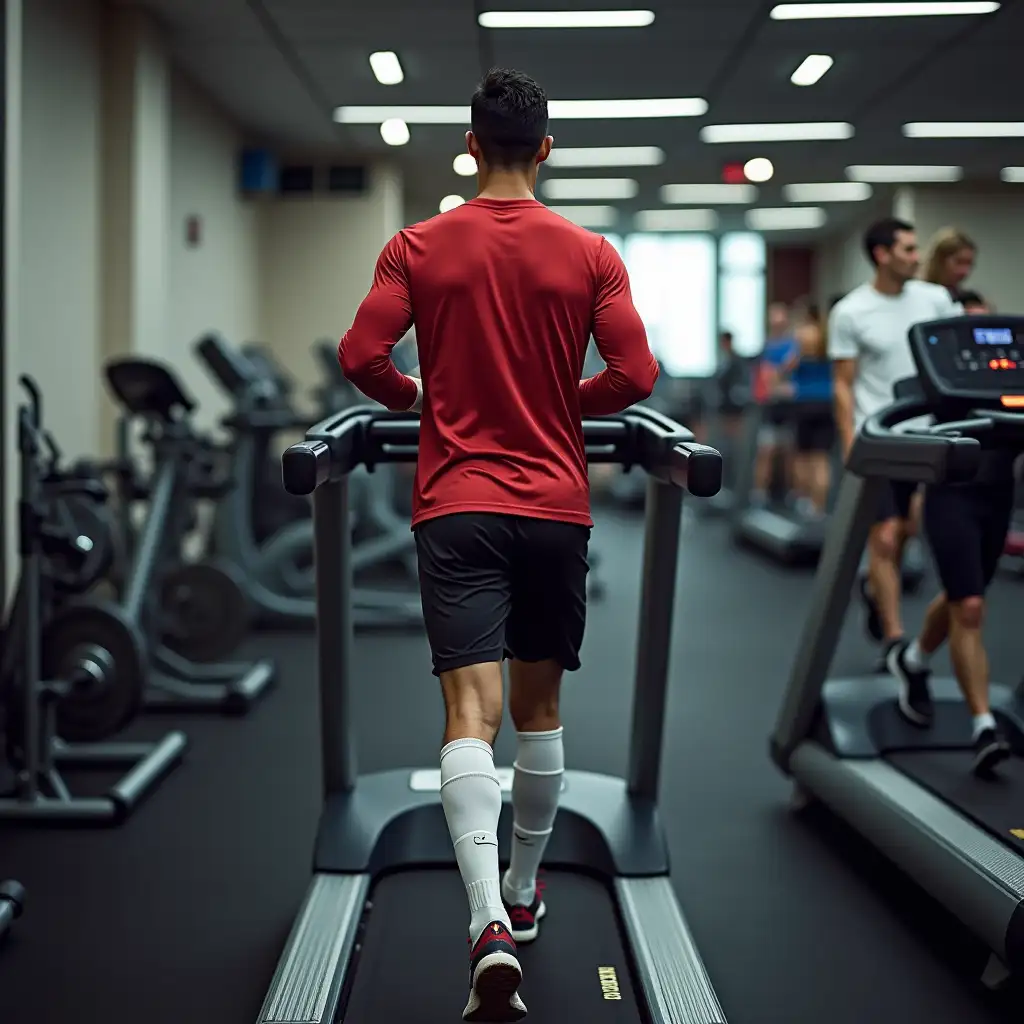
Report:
923,227,977,300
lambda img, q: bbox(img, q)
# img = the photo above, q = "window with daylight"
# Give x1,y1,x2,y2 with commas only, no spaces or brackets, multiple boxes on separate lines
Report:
718,232,766,359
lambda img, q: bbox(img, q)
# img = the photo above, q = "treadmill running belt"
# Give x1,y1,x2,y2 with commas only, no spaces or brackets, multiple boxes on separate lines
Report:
886,751,1024,852
342,869,642,1022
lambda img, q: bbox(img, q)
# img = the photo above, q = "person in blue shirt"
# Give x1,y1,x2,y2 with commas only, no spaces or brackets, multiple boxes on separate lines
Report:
788,301,835,519
750,302,799,506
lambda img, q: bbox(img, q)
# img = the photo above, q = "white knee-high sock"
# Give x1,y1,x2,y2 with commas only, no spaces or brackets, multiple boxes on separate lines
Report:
503,728,564,905
439,738,511,942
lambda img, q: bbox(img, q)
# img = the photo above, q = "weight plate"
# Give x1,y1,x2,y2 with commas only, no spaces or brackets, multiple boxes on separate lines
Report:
47,495,117,595
42,601,147,743
159,560,251,663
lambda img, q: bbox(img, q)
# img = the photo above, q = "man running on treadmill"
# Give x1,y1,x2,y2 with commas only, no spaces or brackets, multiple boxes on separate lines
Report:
829,218,960,669
338,68,658,1022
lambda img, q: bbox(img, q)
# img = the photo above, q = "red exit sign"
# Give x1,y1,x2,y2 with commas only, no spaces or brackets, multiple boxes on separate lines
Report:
722,162,748,185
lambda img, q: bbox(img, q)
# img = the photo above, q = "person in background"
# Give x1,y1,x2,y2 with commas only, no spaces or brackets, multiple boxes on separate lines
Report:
829,218,961,674
714,330,748,441
789,301,835,520
958,289,992,315
750,302,798,507
923,226,977,301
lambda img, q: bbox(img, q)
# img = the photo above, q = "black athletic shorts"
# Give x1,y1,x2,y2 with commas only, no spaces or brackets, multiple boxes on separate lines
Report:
875,481,918,525
923,482,1015,601
794,413,836,453
414,512,591,677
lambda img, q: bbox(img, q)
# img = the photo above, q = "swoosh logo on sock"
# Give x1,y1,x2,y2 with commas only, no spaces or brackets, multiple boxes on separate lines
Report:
513,831,535,846
473,835,497,847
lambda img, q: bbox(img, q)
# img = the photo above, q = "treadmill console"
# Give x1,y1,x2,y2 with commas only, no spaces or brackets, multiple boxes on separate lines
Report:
909,315,1024,409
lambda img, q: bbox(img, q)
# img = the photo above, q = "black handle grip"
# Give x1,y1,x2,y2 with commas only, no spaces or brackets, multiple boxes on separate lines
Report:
282,440,332,495
671,442,723,497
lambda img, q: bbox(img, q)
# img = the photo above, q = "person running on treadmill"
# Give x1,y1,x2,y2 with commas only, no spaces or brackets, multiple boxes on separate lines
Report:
714,330,747,441
751,302,798,507
829,218,960,669
958,289,991,315
886,402,1016,776
338,68,658,1022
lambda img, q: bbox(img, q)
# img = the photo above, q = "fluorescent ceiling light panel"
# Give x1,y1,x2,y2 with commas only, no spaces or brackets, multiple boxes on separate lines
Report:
701,122,853,143
1000,167,1024,182
904,121,1024,138
368,51,404,85
660,183,757,204
439,195,466,213
771,2,999,19
379,118,410,146
453,153,478,176
635,209,719,232
845,164,963,182
783,181,872,202
746,207,826,230
542,178,638,200
791,54,833,86
336,98,706,123
547,205,618,228
478,9,655,28
546,146,665,167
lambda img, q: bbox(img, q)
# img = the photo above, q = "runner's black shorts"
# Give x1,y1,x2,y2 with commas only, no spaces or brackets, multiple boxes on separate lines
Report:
923,481,1015,601
875,481,918,525
414,512,591,677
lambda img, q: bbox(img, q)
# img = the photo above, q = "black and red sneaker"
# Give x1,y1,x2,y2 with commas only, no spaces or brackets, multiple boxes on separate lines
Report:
502,878,547,944
463,921,527,1022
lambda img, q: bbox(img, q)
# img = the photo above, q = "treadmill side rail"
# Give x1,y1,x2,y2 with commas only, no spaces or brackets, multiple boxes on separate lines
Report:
791,743,1024,969
257,873,368,1024
616,877,728,1024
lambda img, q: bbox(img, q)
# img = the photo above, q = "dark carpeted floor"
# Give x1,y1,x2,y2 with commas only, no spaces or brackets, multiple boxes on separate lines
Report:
0,510,1020,1023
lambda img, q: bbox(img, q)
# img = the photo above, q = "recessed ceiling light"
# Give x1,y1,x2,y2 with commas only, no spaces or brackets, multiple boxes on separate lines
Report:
369,51,404,86
635,209,719,232
478,9,655,28
790,54,833,86
546,146,665,167
845,164,963,182
379,118,410,146
546,205,618,228
335,98,706,123
439,195,466,213
771,2,999,19
542,178,638,200
660,183,757,204
903,121,1024,138
1000,167,1024,182
746,207,826,230
744,157,775,183
783,181,873,202
701,122,853,143
453,153,478,176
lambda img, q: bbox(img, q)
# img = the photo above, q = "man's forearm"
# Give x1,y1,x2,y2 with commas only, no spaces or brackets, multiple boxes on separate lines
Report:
833,386,855,458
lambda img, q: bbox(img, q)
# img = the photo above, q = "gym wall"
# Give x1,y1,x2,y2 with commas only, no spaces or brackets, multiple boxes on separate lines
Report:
814,198,894,309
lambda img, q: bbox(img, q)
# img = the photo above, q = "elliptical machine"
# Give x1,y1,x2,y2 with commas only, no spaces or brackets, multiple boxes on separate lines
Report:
0,377,186,824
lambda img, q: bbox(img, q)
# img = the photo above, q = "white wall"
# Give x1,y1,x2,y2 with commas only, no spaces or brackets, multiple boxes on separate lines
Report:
906,186,1024,314
168,69,260,428
257,165,404,397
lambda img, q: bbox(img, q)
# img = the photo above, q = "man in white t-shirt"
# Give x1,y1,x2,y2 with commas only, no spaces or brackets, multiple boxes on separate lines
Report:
828,218,960,668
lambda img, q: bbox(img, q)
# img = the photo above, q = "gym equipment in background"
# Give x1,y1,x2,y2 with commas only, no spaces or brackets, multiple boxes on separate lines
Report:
257,404,727,1024
43,359,274,718
194,334,424,631
0,881,25,943
0,377,186,825
772,314,1024,987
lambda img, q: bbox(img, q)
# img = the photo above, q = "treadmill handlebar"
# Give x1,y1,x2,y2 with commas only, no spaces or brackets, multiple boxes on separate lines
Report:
849,396,982,485
281,404,723,497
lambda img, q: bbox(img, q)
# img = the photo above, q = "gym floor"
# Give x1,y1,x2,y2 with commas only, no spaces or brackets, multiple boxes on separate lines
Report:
0,511,1020,1024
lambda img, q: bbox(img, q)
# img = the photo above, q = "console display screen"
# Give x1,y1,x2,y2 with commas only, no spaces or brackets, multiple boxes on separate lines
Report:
973,326,1014,346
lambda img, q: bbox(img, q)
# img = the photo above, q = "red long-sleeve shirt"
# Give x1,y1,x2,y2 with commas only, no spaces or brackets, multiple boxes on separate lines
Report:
339,197,658,528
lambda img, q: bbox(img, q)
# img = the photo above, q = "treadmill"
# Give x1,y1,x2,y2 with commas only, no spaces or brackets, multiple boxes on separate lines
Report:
730,397,832,566
771,313,1024,985
260,404,729,1023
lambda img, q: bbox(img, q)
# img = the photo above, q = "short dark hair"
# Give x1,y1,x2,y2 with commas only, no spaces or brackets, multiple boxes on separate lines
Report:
864,217,914,266
958,289,986,307
471,68,548,168
720,330,734,343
